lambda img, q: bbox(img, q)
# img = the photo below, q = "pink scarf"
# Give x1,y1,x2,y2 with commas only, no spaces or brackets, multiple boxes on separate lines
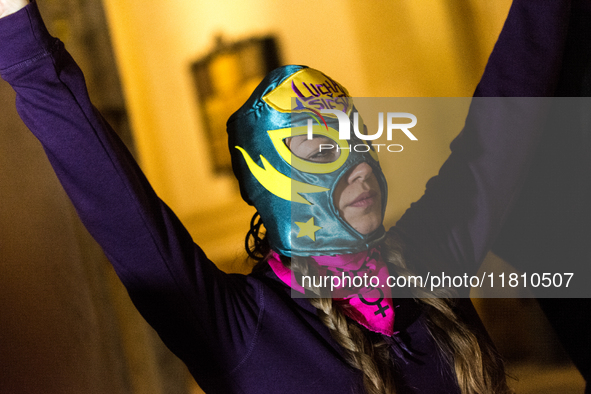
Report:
268,248,395,336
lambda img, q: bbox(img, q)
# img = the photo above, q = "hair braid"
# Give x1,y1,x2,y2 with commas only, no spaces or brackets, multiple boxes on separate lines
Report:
311,297,395,394
286,255,396,394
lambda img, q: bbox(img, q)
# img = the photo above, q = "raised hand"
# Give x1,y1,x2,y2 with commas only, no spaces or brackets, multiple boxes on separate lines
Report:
0,0,28,19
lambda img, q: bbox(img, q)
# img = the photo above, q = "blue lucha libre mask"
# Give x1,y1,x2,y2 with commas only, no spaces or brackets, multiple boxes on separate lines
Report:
227,65,388,257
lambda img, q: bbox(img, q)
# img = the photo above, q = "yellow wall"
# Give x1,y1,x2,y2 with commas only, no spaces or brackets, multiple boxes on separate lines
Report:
349,1,511,97
101,0,512,266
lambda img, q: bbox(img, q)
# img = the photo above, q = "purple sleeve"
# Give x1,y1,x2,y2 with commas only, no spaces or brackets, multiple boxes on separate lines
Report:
394,0,571,275
0,2,262,374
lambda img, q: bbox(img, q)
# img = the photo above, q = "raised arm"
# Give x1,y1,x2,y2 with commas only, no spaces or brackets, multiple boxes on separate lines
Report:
394,0,571,279
0,1,262,377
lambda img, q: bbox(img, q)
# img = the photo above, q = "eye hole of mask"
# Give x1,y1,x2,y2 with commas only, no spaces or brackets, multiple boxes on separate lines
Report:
284,135,341,163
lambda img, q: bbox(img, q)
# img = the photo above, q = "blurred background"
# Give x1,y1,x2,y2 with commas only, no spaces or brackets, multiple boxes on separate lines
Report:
0,0,586,393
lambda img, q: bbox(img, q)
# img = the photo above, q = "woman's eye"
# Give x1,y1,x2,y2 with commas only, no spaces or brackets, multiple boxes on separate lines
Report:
285,135,340,163
308,149,337,163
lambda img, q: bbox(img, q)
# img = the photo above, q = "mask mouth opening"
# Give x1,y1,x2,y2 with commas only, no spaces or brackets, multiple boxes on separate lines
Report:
327,156,388,239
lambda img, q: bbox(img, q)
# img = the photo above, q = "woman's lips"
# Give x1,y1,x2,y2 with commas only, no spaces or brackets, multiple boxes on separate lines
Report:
348,190,377,208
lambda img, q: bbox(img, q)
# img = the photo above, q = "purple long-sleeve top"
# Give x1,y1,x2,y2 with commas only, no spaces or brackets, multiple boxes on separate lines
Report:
0,1,570,393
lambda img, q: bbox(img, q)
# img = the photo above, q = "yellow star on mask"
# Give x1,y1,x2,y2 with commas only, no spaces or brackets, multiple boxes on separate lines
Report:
295,217,322,241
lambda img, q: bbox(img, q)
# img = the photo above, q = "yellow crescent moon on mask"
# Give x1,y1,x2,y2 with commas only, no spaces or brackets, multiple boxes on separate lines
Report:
235,146,329,205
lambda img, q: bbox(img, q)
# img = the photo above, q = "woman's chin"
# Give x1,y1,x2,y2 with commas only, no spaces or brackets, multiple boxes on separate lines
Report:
350,216,383,235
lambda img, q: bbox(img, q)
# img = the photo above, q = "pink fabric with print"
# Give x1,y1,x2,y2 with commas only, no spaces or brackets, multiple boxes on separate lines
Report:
268,248,395,335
